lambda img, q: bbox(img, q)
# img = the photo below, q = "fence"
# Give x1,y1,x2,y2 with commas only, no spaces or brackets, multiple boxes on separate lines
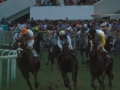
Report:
0,30,87,49
0,31,17,47
0,49,17,89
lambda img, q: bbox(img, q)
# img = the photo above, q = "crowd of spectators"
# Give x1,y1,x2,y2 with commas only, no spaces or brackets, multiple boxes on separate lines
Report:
35,0,100,6
0,17,120,51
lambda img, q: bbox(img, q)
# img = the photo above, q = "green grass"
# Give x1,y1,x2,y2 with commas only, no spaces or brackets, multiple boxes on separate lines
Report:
0,50,120,90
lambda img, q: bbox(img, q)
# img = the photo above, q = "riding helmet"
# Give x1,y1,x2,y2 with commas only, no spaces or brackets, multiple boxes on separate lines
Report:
88,28,96,36
21,28,27,34
59,30,65,36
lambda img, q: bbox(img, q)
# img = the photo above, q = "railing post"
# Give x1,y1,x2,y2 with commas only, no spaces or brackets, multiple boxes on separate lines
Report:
0,50,10,89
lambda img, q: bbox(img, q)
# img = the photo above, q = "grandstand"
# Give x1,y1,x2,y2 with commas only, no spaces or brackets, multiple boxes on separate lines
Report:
0,0,120,22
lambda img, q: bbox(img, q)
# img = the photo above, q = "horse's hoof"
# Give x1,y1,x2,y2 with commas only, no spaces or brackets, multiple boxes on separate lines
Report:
35,82,39,89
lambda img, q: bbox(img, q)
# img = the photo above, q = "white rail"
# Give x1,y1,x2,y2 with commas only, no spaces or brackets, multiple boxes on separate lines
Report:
0,49,17,88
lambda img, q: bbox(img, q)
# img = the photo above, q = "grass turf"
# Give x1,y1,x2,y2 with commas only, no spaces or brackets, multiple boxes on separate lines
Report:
0,50,120,90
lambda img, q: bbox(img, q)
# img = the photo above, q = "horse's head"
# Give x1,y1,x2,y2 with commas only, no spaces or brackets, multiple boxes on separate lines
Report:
15,39,26,57
106,35,113,48
35,32,45,42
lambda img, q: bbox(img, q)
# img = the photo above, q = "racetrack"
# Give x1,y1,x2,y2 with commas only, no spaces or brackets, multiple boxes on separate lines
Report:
1,49,120,90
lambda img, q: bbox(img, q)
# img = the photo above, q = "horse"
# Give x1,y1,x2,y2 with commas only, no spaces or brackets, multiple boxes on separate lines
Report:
104,36,113,54
79,41,89,64
57,44,78,90
79,35,113,65
16,39,40,90
87,39,114,90
46,43,60,70
33,31,45,58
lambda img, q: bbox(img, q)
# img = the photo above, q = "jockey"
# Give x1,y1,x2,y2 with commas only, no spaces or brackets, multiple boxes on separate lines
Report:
57,30,76,58
101,23,108,39
58,30,73,51
87,28,111,65
18,28,38,58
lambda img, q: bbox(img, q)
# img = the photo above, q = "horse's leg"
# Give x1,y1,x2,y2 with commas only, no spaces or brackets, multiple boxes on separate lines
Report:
107,71,114,90
32,70,39,89
46,52,50,65
81,50,84,64
22,72,33,90
65,73,71,90
72,65,78,90
101,76,105,90
62,72,69,87
50,58,53,71
39,52,42,59
97,77,105,90
91,75,96,90
108,74,113,90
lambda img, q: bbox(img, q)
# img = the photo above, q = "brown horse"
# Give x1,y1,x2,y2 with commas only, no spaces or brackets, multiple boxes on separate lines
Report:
87,39,114,90
79,35,113,65
33,32,45,58
57,44,78,90
104,35,113,54
46,43,60,70
16,39,40,90
79,41,89,64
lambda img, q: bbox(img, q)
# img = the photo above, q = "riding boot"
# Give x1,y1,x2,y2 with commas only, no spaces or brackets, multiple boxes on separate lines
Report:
11,41,15,48
30,49,38,59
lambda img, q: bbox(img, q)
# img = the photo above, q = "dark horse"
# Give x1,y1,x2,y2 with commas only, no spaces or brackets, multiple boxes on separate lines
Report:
16,39,40,90
79,41,89,64
87,39,114,90
57,44,78,90
104,35,113,54
33,32,45,58
46,43,60,70
80,35,113,64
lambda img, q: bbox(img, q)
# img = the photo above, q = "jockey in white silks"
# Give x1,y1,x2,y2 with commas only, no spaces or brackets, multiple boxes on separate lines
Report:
86,28,111,65
57,30,77,60
18,28,38,58
57,30,73,51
